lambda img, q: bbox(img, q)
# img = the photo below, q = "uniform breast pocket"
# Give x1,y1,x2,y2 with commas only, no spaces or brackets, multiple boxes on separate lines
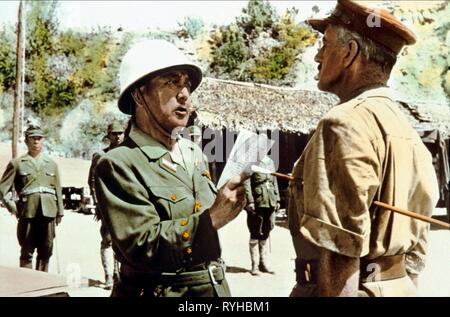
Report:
45,171,56,186
149,186,193,220
18,170,32,185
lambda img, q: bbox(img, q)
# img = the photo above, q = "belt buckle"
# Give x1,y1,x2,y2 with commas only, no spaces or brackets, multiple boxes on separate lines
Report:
208,264,218,285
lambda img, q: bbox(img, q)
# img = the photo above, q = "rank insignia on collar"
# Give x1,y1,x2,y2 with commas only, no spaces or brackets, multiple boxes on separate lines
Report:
162,158,177,172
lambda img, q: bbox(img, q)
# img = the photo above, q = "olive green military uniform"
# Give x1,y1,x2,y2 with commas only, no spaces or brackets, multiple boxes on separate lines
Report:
89,147,119,288
245,156,280,240
288,87,439,297
94,125,229,297
0,153,63,270
245,156,280,275
89,148,110,241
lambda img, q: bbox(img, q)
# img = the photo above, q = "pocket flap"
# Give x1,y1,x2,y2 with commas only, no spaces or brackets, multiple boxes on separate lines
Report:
150,186,188,203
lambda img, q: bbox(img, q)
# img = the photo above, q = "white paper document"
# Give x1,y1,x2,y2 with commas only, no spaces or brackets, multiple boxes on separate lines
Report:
217,129,275,189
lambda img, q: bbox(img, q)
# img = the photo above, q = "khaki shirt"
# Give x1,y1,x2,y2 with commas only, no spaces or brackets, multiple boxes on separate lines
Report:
0,153,64,218
94,125,219,273
289,87,439,275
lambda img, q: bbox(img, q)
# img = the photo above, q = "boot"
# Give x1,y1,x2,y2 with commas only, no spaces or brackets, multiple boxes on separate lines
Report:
20,259,32,269
101,246,114,290
258,239,275,274
249,239,260,276
36,258,49,272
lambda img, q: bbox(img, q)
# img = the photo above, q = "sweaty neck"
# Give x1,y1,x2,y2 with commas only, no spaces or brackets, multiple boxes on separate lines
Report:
336,60,389,104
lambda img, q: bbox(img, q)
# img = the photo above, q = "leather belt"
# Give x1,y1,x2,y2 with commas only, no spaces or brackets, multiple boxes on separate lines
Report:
360,254,406,283
120,261,225,288
295,254,406,285
21,186,56,196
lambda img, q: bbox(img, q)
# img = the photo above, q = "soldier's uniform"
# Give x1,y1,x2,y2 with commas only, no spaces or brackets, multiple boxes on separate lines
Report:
88,122,124,289
95,124,228,297
289,87,439,297
245,156,280,275
0,127,63,272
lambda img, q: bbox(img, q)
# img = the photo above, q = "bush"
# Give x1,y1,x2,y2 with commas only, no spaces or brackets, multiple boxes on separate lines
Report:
208,0,316,84
177,16,205,39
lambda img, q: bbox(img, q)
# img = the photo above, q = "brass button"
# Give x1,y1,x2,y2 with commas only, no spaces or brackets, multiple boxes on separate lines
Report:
193,201,202,213
180,219,188,226
185,247,193,255
204,170,211,180
181,231,190,241
170,194,177,201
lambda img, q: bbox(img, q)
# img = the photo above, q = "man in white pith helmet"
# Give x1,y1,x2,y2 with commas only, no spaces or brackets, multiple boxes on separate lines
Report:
93,39,249,297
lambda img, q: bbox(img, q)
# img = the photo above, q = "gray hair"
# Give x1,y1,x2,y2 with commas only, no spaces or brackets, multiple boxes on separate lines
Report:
334,25,397,74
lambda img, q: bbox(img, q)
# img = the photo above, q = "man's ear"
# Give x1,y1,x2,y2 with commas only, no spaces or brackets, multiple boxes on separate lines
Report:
343,39,359,68
131,88,144,108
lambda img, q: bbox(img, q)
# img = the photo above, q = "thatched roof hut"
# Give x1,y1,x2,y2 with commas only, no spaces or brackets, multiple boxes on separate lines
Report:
193,78,450,136
192,78,338,134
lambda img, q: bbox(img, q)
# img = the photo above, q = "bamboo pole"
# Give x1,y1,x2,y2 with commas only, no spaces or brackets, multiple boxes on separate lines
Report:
374,201,450,229
12,0,23,159
268,171,449,229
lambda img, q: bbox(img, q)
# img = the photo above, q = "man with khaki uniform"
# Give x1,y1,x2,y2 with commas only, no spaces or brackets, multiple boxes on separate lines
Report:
94,40,248,297
0,125,63,272
245,155,280,275
88,121,124,289
288,0,439,297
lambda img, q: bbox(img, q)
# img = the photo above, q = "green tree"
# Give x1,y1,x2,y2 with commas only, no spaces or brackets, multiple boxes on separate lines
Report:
208,0,316,84
26,0,76,115
0,27,16,94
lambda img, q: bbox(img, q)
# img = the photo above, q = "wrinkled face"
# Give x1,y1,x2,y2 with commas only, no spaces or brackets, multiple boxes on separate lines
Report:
108,131,124,147
140,70,192,134
314,25,347,93
25,136,44,155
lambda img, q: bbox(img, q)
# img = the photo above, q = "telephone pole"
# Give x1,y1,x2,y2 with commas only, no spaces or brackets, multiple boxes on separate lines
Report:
12,0,24,158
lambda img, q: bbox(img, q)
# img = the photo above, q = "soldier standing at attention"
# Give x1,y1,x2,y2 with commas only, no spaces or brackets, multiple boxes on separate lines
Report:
0,125,63,272
94,39,248,297
245,155,280,276
288,0,439,297
88,121,124,290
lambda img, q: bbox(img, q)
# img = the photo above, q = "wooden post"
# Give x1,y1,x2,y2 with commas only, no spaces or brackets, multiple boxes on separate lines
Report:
12,0,23,159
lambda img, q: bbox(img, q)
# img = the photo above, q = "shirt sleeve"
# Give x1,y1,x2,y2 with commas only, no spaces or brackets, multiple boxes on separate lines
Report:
0,161,18,215
299,112,380,258
54,163,64,216
94,155,220,272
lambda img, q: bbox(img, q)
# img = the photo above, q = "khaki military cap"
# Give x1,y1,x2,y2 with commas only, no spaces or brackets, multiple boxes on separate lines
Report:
25,125,45,137
307,0,416,55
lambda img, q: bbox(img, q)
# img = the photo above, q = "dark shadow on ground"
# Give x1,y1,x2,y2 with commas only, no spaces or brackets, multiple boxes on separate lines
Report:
275,217,289,230
226,266,250,274
87,279,104,288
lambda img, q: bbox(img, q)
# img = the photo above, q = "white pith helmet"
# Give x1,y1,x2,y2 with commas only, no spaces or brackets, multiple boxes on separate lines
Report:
118,39,203,115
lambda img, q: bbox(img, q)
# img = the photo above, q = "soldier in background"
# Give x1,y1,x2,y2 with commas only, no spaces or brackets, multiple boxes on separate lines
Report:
0,125,63,272
88,121,124,290
245,155,280,276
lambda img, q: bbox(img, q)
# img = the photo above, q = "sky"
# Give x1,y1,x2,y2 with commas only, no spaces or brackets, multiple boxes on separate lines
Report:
0,1,335,31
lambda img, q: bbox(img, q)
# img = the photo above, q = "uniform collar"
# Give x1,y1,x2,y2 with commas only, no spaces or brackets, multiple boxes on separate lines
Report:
129,124,195,160
352,86,398,102
21,153,49,162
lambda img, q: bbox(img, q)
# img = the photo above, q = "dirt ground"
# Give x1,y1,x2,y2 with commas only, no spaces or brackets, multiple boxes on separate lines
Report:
0,142,449,297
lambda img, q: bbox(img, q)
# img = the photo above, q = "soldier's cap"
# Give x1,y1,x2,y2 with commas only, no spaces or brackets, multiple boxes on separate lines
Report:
25,125,45,138
107,122,125,134
307,0,416,55
187,125,202,136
